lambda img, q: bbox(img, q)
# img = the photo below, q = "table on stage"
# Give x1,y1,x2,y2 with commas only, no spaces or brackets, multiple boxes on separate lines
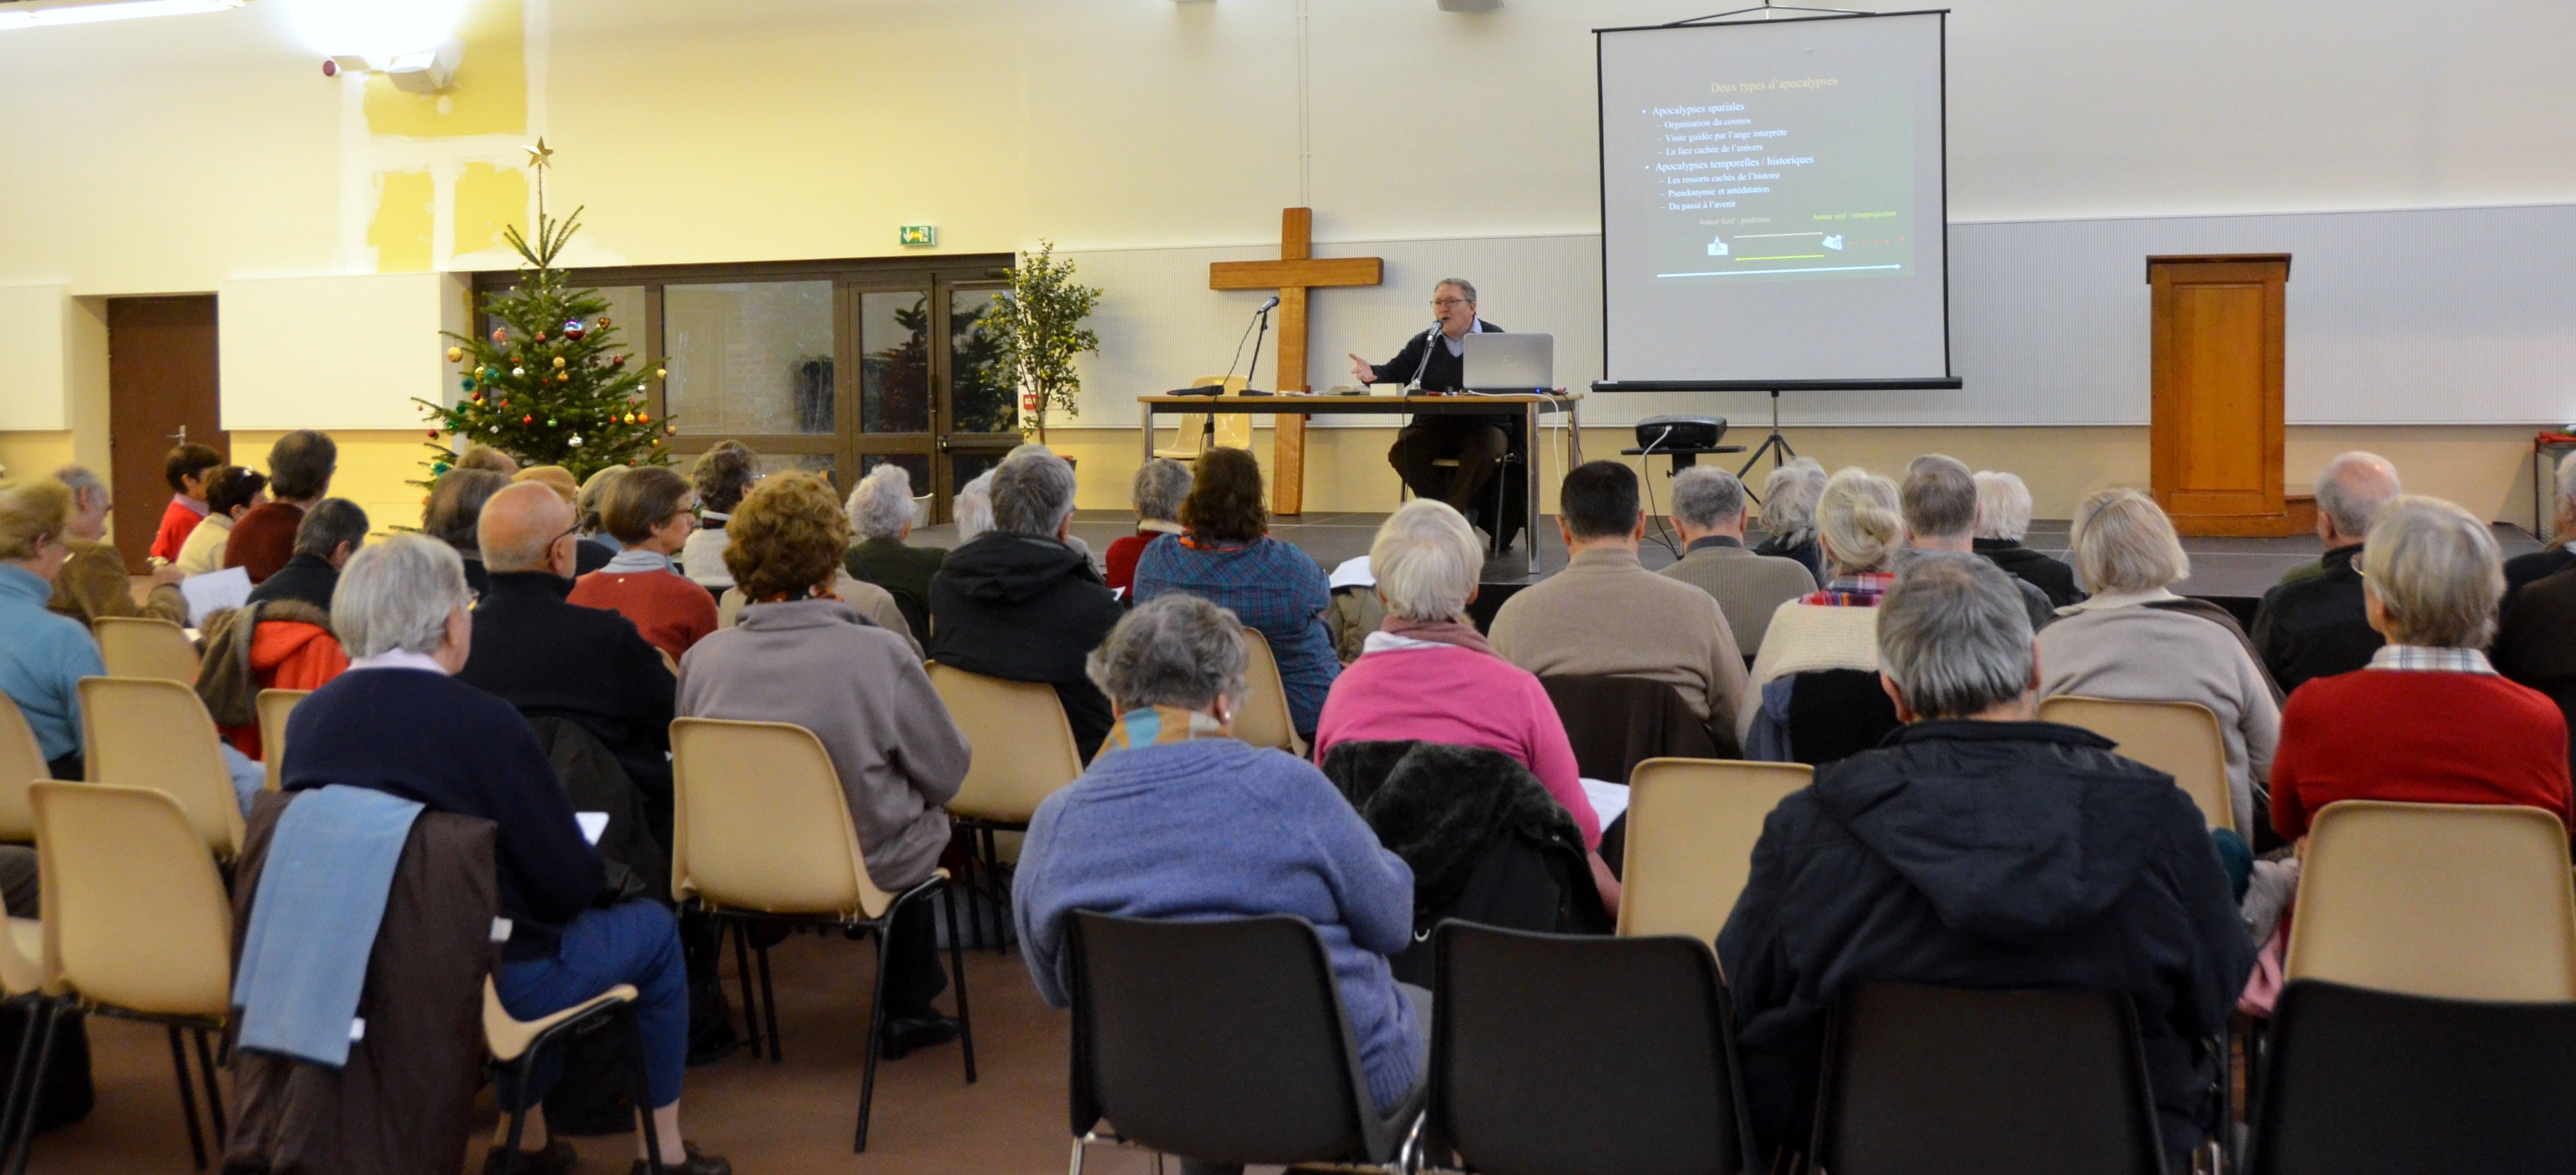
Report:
1135,391,1584,574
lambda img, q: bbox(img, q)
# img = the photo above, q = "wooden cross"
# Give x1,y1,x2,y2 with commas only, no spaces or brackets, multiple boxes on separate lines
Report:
1209,208,1382,514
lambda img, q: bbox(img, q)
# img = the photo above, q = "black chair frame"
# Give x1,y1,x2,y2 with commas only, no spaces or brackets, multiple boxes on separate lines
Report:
491,996,664,1175
3,998,220,1173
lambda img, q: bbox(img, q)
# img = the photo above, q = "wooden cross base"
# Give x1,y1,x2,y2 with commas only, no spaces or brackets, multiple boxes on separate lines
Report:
1208,208,1382,514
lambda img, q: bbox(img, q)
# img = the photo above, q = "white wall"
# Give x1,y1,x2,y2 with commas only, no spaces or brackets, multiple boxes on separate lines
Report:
217,273,469,430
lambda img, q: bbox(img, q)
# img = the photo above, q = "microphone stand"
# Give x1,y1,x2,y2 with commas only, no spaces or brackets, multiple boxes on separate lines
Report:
1242,302,1275,395
1404,323,1442,393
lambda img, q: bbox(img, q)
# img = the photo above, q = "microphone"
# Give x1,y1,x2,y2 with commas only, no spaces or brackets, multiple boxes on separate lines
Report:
1257,295,1281,313
1405,320,1442,392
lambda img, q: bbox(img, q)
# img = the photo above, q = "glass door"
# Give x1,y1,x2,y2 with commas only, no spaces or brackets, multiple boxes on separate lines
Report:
661,279,842,483
941,279,1020,504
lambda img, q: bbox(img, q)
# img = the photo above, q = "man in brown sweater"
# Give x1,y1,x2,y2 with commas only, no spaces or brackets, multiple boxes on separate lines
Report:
1490,461,1749,735
225,429,336,585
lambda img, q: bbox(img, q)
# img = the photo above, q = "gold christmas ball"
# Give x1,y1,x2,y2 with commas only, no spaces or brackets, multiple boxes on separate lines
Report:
654,367,669,379
552,356,566,369
445,346,464,363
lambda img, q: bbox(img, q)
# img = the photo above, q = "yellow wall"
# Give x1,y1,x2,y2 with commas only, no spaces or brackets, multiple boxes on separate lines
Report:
229,430,434,540
0,432,75,484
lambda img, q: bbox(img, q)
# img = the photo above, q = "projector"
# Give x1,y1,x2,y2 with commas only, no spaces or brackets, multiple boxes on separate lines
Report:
1636,416,1728,451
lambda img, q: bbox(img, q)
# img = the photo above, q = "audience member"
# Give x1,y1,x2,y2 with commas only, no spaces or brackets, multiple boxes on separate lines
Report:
0,480,105,781
1490,461,1747,734
422,468,510,598
1105,457,1189,595
225,429,336,584
2270,496,2572,839
570,466,720,661
148,442,225,566
1658,466,1816,658
175,466,266,578
246,498,369,614
2038,489,2278,832
574,465,630,573
952,469,997,542
1014,595,1424,1142
1900,454,2054,631
2494,516,2576,778
281,534,728,1174
927,451,1124,759
1972,469,2083,606
680,441,758,592
682,471,969,1057
841,463,944,638
2504,451,2576,608
1741,467,1903,758
1751,456,1827,581
1720,554,2252,1167
512,464,581,504
2252,452,2400,693
47,465,185,626
453,443,520,476
1132,447,1341,740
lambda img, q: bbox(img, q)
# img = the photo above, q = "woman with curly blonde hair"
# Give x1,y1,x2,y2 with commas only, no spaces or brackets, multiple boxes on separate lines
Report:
676,473,973,1057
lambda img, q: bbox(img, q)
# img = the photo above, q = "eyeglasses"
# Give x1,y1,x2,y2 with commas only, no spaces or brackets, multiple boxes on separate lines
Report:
1431,298,1471,308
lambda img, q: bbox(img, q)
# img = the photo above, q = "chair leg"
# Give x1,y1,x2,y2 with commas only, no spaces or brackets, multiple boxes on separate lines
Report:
728,917,764,1061
853,914,897,1153
0,999,39,1167
754,939,783,1066
980,826,1010,953
628,1007,666,1175
497,1057,530,1175
3,1003,62,1175
193,1028,226,1149
166,1024,209,1170
945,882,976,1085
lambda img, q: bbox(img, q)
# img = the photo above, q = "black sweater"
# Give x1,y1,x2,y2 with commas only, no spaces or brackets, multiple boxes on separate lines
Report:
2251,544,2383,695
458,571,677,824
1362,319,1504,394
282,666,604,962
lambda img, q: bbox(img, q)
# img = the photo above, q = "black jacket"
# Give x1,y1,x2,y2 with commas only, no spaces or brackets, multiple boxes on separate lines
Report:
927,533,1125,760
1974,538,2085,608
846,538,946,642
2503,546,2576,619
1718,720,2252,1164
2493,566,2576,779
1363,319,1503,394
457,572,677,839
2251,543,2382,696
1754,532,1824,583
245,553,340,614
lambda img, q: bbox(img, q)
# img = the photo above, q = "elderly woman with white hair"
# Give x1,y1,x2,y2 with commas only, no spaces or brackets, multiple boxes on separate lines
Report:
1740,467,1906,763
2271,496,2572,842
842,463,944,639
1971,470,2082,607
281,534,729,1174
1752,456,1828,581
2037,489,2279,833
1104,457,1190,595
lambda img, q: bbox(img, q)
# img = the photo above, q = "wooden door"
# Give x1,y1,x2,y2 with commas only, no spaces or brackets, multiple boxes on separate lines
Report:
2149,255,2289,537
108,296,224,572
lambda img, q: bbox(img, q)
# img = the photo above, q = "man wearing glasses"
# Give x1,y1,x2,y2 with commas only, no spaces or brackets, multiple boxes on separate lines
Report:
1346,279,1516,548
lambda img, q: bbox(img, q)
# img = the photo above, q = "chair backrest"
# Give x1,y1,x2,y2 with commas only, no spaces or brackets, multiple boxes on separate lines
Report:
94,616,201,684
255,688,310,794
1428,923,1755,1174
925,662,1083,825
0,693,48,840
32,781,233,1019
2037,695,2235,831
1813,982,2166,1175
669,717,896,919
1158,375,1255,459
1066,911,1393,1167
2248,979,2576,1175
1617,757,1812,943
2285,800,2576,1000
1236,629,1306,757
78,676,244,858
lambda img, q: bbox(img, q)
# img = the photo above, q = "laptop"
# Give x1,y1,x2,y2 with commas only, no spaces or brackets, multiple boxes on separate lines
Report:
1461,332,1555,391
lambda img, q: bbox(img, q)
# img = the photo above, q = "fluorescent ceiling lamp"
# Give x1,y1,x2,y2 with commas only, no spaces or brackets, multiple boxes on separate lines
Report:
277,0,466,66
0,0,245,28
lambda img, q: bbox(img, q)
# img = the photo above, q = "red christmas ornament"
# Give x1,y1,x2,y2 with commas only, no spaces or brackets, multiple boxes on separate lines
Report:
490,328,507,343
534,331,547,342
610,355,628,368
522,414,534,424
427,430,439,438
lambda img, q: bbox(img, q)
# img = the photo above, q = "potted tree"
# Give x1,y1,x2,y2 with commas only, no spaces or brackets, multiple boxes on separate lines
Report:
993,240,1103,444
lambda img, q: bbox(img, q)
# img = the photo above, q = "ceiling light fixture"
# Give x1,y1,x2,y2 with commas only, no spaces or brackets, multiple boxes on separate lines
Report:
0,0,247,29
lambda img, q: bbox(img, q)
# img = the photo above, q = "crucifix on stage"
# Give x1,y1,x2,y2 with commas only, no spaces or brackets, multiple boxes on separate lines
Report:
1209,208,1382,514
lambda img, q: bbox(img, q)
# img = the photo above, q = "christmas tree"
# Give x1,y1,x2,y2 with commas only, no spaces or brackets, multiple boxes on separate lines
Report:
417,140,673,482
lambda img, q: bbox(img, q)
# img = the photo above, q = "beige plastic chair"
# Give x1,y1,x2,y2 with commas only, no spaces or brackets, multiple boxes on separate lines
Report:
1615,758,1814,944
926,663,1084,953
255,688,309,794
1237,629,1308,757
1152,375,1253,460
0,693,48,840
31,781,233,1169
669,717,975,1151
2037,695,2236,832
482,978,657,1167
93,617,201,685
2285,800,2576,1001
78,677,245,859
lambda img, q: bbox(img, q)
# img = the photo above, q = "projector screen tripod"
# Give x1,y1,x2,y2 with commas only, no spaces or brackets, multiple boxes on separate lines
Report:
1736,388,1797,485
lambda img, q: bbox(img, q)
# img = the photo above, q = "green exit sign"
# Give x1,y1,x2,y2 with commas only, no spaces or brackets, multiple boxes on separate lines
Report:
899,225,937,247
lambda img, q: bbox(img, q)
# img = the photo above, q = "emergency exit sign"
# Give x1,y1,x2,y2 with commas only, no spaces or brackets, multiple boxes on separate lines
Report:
899,225,937,246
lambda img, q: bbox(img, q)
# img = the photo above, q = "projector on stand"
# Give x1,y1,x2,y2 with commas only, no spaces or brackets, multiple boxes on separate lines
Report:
1635,416,1728,452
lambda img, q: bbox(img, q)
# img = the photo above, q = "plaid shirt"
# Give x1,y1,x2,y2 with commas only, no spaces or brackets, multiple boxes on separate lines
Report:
1800,571,1894,607
2366,644,2498,675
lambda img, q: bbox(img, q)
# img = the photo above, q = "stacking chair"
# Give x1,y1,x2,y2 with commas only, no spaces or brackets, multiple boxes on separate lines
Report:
1152,375,1252,460
482,979,663,1175
254,688,309,794
1811,983,2166,1175
1065,912,1420,1174
1616,758,1811,944
1423,923,1757,1174
925,663,1084,952
2036,696,2235,832
0,696,45,838
2247,978,2576,1175
2285,800,2576,1000
77,677,245,859
27,782,233,1171
94,617,201,685
1236,630,1308,757
668,717,975,1152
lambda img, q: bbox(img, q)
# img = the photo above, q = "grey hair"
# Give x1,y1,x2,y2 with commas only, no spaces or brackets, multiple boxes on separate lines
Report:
332,533,472,658
954,471,996,540
577,466,629,536
1816,467,1904,575
1671,467,1747,532
1758,457,1826,544
1900,454,1978,541
1371,499,1481,621
1877,552,2036,720
1131,458,1192,524
51,465,106,510
845,464,917,541
2315,451,2401,538
292,498,371,560
1086,593,1250,712
1973,471,2033,540
2363,494,2504,649
2067,488,2190,593
1434,278,1477,304
991,452,1078,537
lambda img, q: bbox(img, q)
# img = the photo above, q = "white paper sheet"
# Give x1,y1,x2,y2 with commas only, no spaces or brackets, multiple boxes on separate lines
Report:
179,567,252,626
1580,778,1630,828
1329,555,1375,591
575,812,610,845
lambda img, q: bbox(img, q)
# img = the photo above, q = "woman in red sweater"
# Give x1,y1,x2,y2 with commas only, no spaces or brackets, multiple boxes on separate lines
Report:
569,465,720,661
2270,496,2574,840
1103,457,1189,595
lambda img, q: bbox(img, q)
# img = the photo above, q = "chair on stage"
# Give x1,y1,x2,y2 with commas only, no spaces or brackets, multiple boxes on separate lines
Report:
1152,376,1251,462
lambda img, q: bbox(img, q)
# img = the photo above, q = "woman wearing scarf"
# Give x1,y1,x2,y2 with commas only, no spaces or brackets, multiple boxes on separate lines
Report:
570,466,721,661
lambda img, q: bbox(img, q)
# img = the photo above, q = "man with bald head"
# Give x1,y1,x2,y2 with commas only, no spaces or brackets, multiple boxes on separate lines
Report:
2253,452,2402,694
